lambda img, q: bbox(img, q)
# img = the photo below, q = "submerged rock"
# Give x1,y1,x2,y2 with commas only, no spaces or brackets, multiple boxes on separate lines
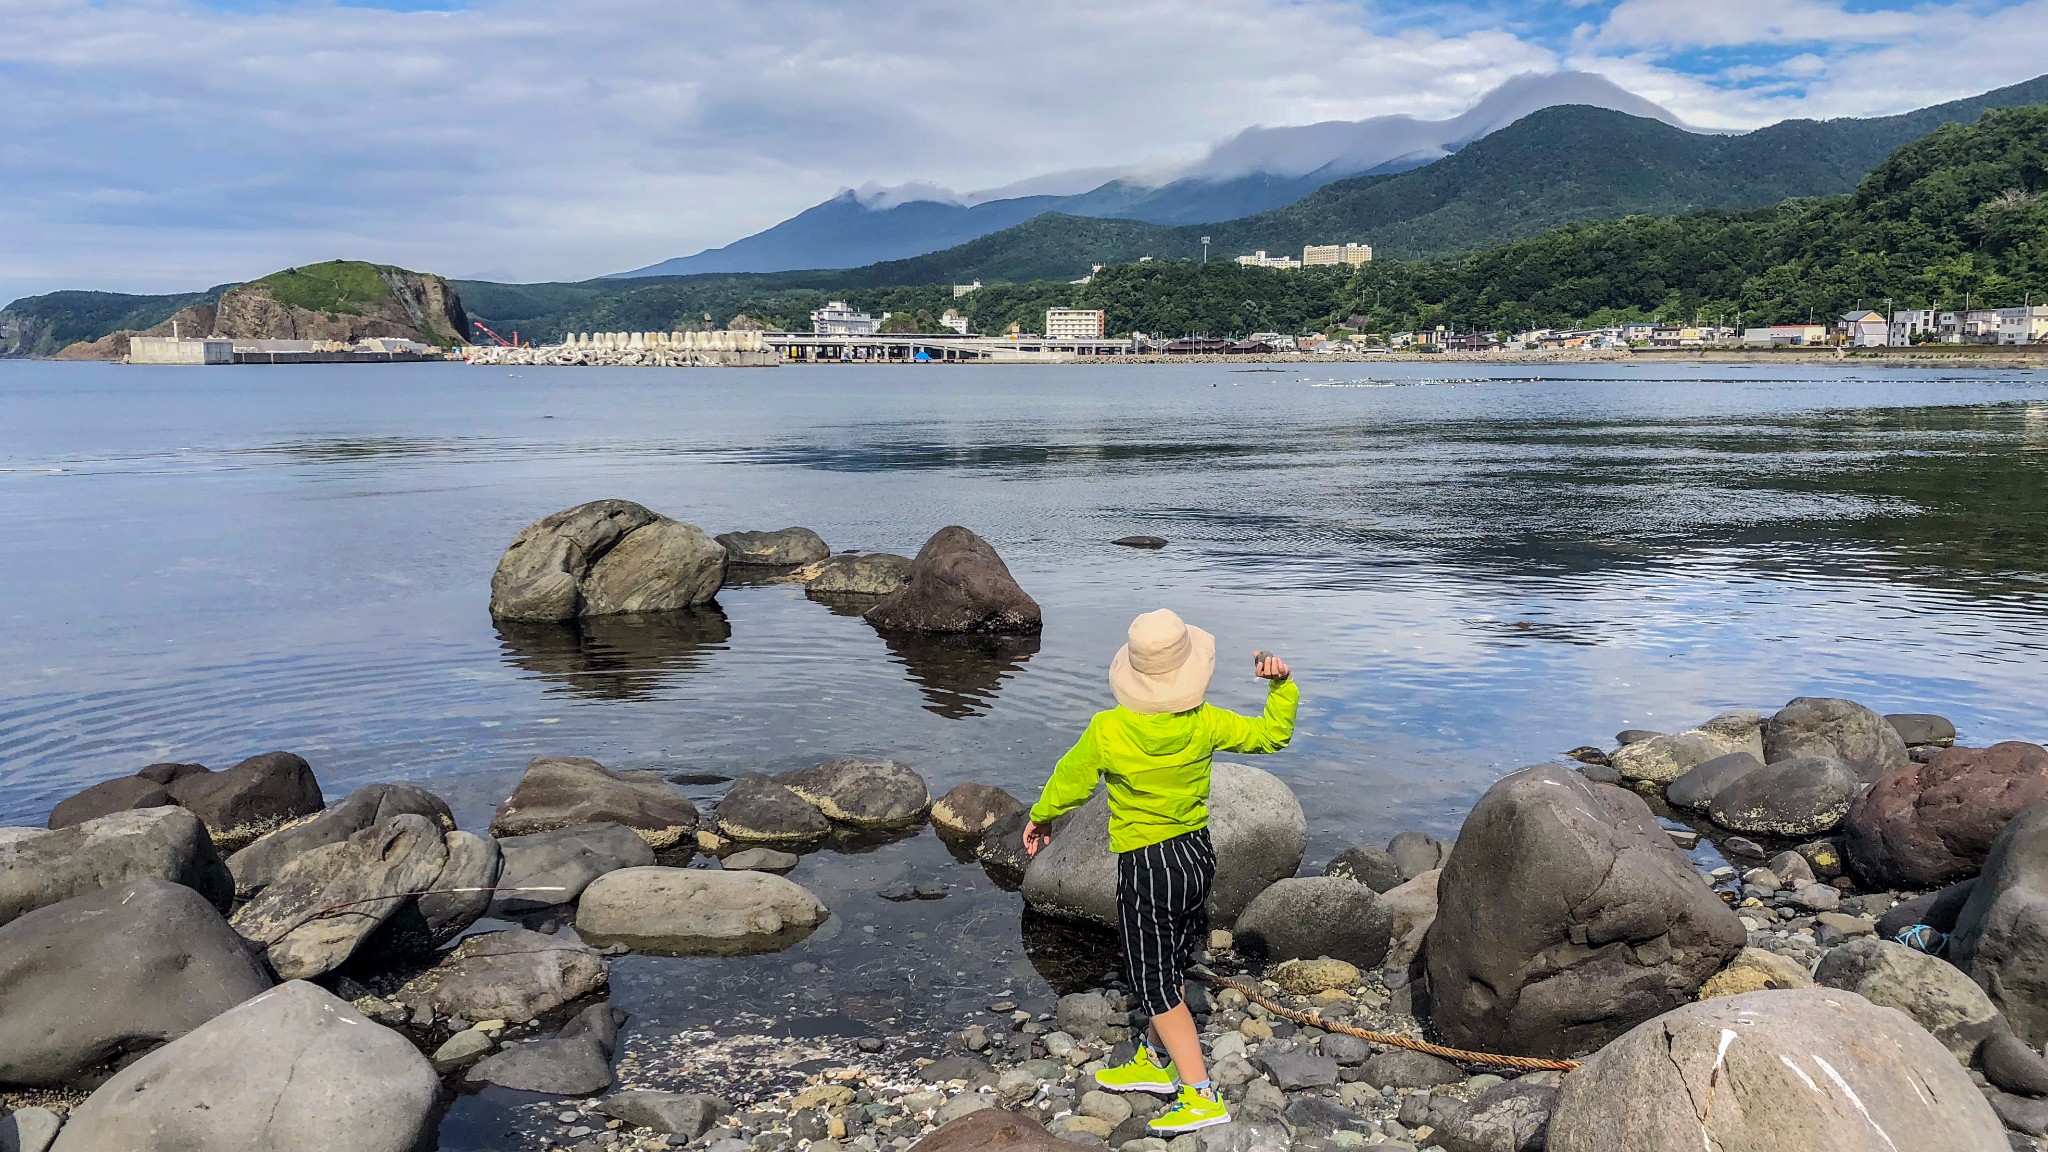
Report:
487,499,661,621
714,774,830,843
0,807,231,927
575,866,828,954
930,782,1025,838
775,757,929,827
0,878,272,1087
1545,988,2007,1152
715,527,830,567
490,756,700,848
49,982,439,1152
805,552,912,596
395,927,607,1023
864,526,1042,635
464,1002,626,1096
492,822,655,912
1844,741,2048,889
1111,536,1168,549
1425,765,1745,1059
1020,761,1305,928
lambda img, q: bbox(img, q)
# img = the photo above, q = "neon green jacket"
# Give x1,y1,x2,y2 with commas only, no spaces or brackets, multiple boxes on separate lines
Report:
1029,679,1299,852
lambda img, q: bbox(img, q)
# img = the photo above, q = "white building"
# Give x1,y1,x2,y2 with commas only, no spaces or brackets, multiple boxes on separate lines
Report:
1741,325,1828,346
1301,243,1373,266
952,281,982,298
1248,332,1298,350
939,309,970,335
1045,308,1106,340
1890,309,1939,346
128,336,234,364
811,301,879,336
1838,310,1889,347
1234,251,1302,270
1998,305,2048,345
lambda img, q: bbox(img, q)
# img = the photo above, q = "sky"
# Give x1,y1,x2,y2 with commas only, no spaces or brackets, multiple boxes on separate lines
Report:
2,0,2047,302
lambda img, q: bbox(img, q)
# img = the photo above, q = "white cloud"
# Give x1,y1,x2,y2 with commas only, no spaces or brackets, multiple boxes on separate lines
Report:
0,0,2043,301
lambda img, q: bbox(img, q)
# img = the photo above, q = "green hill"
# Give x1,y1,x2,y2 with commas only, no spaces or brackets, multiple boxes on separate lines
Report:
0,286,230,358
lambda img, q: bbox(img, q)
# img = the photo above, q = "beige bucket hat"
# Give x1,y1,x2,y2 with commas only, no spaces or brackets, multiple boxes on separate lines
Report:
1109,609,1217,715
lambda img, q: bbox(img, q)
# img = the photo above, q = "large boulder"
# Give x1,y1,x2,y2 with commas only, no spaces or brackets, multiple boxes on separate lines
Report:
1020,761,1307,929
580,518,728,615
714,774,830,843
1887,713,1958,748
229,814,449,980
466,1003,626,1095
0,807,230,927
863,526,1042,635
163,752,325,847
1663,751,1766,812
1844,742,2048,889
1950,802,2048,1046
1233,877,1392,969
775,758,930,828
373,829,502,956
1705,755,1862,837
1813,936,2002,1062
1322,845,1404,893
488,499,662,621
930,783,1024,838
715,527,830,567
227,782,454,898
49,981,439,1152
493,822,654,912
489,756,700,849
1424,765,1746,1059
0,878,272,1086
805,552,912,596
575,866,828,955
1609,710,1762,785
1762,696,1909,781
46,773,175,829
1544,988,2007,1152
395,928,608,1023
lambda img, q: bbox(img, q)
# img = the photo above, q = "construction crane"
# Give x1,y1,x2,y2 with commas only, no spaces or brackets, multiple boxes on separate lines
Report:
472,320,520,348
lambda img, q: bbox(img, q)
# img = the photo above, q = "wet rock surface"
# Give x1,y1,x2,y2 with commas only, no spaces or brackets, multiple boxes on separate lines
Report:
805,552,914,597
490,756,700,848
775,758,930,828
493,822,656,912
1845,741,2048,889
396,926,608,1023
716,527,831,567
863,526,1042,635
715,774,833,843
574,866,829,955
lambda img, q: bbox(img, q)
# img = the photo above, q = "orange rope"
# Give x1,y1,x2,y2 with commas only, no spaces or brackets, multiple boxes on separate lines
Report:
1190,968,1580,1074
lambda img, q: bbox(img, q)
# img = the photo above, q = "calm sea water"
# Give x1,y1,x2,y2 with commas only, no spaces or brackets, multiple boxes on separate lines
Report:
3,358,2046,1140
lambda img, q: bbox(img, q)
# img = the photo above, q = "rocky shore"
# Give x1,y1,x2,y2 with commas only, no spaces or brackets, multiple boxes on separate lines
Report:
4,505,2046,1151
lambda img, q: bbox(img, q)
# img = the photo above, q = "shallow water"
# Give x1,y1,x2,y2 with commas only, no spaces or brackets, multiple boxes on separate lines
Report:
3,359,2047,1140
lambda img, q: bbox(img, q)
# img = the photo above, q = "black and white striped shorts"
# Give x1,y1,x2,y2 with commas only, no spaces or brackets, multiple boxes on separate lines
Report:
1117,827,1217,1018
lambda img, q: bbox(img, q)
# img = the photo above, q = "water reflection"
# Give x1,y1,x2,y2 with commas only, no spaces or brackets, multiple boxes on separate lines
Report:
1020,906,1121,996
495,608,732,700
873,628,1042,719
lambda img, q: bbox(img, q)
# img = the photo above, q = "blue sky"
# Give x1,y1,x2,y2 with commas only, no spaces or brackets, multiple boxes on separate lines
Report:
2,0,2045,300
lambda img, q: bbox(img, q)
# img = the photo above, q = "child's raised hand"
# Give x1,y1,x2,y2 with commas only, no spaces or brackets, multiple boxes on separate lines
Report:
1255,652,1291,682
1023,820,1050,857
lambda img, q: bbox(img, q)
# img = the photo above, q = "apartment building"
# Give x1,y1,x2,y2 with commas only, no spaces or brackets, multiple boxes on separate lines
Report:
1045,308,1106,340
1301,243,1373,266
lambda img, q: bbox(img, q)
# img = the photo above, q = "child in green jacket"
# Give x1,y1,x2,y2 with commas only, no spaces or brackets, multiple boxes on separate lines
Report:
1024,608,1297,1135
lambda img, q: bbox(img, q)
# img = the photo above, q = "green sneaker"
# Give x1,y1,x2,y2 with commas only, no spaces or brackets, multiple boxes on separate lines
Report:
1093,1046,1178,1093
1150,1085,1230,1134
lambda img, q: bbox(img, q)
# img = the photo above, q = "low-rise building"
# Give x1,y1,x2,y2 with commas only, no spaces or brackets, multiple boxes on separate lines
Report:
1301,243,1373,266
952,281,982,298
1233,250,1301,270
1942,309,2002,342
1890,309,1939,346
128,336,235,365
1837,310,1889,347
812,301,879,336
939,309,970,335
1742,325,1829,346
1045,308,1106,340
1998,305,2048,345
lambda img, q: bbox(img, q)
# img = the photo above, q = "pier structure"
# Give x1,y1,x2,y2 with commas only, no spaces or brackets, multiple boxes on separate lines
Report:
762,331,1136,362
465,329,776,367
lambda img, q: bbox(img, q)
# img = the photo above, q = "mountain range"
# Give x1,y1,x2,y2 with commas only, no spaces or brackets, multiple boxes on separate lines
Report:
617,71,1688,278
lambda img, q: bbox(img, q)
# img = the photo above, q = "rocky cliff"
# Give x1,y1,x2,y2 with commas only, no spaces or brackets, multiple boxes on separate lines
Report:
54,306,217,361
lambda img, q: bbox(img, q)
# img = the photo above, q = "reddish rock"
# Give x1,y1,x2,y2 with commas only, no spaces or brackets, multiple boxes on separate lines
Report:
865,527,1041,635
1845,742,2048,889
911,1109,1067,1152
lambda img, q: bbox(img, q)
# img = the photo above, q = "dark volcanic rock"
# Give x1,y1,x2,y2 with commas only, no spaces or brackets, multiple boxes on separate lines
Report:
775,757,930,827
714,774,830,843
490,756,699,848
1253,1041,1338,1089
0,878,272,1086
0,807,231,927
1875,877,1977,940
1664,751,1766,812
1845,742,2048,890
579,518,728,615
1387,830,1450,879
1112,536,1168,549
488,499,662,622
1424,764,1746,1059
465,1002,626,1095
1360,1049,1461,1089
1951,803,2048,1046
974,808,1034,884
930,782,1025,838
1887,713,1958,748
164,751,324,846
1324,845,1405,893
1761,696,1909,781
397,927,608,1023
48,981,439,1152
1234,877,1392,968
228,782,453,898
1983,1029,2048,1097
1433,1078,1556,1152
46,774,175,829
863,525,1042,635
1706,755,1861,837
229,814,449,980
804,552,912,596
714,527,830,567
492,822,654,912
